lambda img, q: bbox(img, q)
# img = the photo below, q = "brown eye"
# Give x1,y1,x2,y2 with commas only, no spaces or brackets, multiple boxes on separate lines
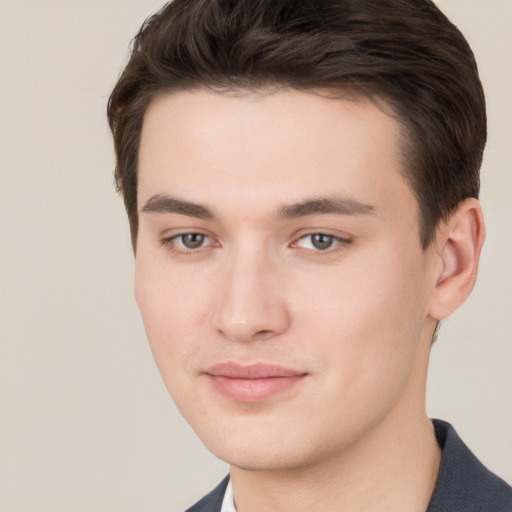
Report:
180,233,207,249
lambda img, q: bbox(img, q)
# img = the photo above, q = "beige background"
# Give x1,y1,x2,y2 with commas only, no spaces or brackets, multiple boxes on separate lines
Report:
0,0,510,510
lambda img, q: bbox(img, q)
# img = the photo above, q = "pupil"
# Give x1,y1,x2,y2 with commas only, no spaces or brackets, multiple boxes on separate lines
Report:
312,234,333,250
182,233,205,249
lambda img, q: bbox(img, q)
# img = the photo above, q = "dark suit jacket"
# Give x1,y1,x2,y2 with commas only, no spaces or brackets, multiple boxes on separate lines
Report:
185,419,512,512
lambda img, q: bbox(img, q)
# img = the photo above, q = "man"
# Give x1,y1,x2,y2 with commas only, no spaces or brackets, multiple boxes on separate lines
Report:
107,0,512,510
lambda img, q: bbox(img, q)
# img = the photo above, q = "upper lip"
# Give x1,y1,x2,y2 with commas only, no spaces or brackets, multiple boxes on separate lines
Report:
205,362,307,379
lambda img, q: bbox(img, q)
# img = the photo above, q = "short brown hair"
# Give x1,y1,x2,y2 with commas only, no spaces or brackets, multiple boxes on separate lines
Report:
108,0,486,250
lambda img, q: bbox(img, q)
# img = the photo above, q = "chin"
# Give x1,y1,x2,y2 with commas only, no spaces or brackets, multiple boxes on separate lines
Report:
192,417,349,473
212,443,315,472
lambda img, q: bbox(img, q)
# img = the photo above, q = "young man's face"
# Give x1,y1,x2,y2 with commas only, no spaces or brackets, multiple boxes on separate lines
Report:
135,89,439,471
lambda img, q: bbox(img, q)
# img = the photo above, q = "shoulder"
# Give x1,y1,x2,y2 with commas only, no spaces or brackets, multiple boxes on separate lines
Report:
427,419,512,512
185,476,230,512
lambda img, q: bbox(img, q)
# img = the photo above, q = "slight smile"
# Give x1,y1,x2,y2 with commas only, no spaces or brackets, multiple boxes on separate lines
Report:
205,363,308,403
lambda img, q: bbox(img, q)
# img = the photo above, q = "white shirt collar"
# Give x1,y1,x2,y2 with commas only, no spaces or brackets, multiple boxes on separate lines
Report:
220,479,236,512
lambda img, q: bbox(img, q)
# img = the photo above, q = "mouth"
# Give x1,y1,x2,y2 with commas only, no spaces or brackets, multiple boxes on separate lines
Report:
204,362,308,403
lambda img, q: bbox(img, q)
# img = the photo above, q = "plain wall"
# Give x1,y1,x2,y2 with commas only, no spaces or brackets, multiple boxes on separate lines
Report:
0,1,510,510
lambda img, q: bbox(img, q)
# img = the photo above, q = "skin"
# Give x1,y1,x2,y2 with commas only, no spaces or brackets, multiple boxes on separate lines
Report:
135,89,484,511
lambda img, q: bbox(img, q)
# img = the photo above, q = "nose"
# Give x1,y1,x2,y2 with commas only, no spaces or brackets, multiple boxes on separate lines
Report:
212,249,291,343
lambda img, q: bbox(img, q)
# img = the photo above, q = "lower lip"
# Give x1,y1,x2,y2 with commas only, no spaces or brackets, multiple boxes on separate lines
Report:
207,375,305,403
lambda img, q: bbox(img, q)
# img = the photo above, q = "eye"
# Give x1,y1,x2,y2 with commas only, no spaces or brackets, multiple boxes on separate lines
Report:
295,233,347,251
177,233,210,249
163,232,213,252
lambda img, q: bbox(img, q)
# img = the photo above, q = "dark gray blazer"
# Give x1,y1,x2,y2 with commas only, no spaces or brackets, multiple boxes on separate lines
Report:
186,420,512,512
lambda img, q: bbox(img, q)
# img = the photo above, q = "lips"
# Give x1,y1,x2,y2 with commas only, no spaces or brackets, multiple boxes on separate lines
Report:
205,363,307,403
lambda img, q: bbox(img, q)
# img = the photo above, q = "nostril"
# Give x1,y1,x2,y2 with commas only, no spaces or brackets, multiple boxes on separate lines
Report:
217,327,275,342
254,329,273,339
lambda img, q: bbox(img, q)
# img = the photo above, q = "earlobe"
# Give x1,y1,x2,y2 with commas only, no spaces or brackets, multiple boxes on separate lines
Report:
428,198,485,321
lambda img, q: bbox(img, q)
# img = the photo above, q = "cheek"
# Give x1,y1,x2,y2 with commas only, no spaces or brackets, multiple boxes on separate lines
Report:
293,245,430,383
134,255,208,381
286,255,429,446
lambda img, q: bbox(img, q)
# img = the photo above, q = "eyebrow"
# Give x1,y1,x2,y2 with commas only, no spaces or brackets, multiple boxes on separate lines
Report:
141,194,214,219
277,198,374,218
140,194,374,220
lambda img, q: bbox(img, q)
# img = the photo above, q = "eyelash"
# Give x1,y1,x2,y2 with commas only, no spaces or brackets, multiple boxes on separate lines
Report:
160,232,352,255
292,233,351,254
160,232,215,254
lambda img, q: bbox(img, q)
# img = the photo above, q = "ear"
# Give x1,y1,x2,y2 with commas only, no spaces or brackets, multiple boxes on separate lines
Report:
428,198,485,321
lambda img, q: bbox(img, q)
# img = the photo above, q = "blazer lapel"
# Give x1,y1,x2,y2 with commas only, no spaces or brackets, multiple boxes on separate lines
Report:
185,476,230,512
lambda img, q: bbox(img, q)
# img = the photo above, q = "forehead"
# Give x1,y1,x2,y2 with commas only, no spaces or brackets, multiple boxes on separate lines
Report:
138,88,412,219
